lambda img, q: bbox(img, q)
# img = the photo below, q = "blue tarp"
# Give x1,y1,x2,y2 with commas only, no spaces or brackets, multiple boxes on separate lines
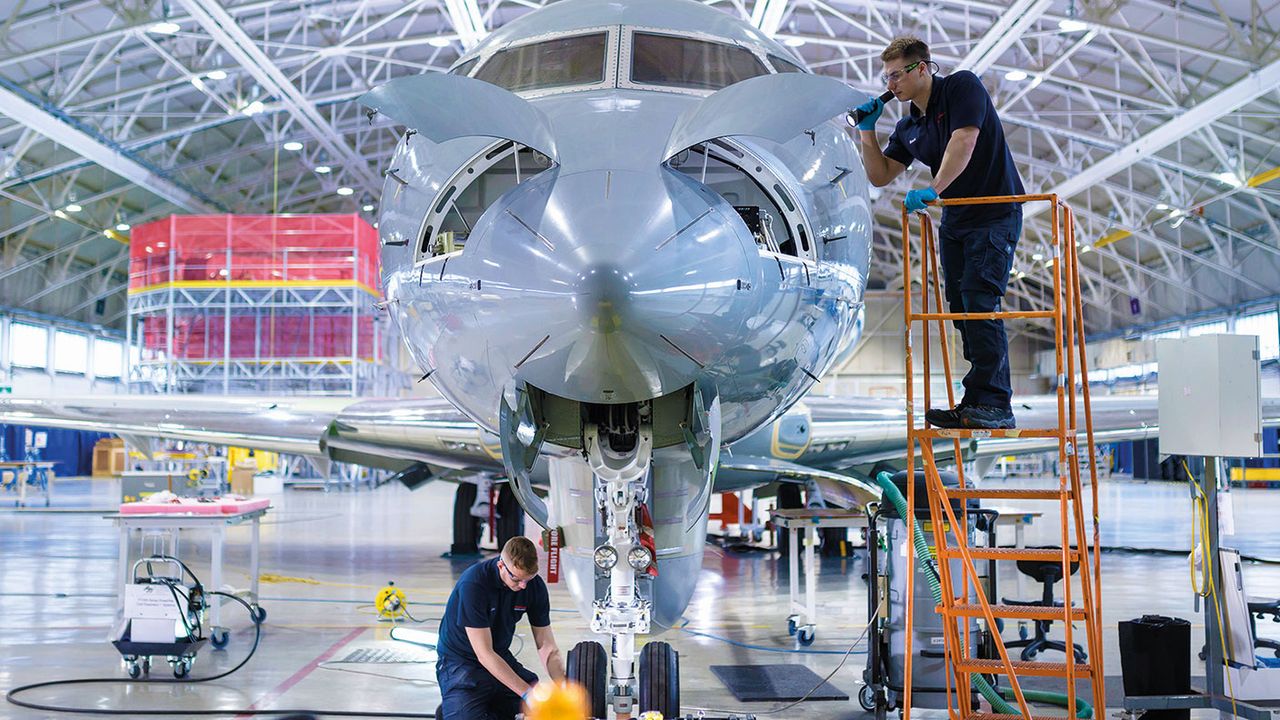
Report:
0,424,111,477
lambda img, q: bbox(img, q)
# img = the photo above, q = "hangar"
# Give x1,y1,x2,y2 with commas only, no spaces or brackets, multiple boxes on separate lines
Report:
1,0,1278,718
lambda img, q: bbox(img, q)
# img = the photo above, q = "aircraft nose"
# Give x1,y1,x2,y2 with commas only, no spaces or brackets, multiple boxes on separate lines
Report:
465,168,761,404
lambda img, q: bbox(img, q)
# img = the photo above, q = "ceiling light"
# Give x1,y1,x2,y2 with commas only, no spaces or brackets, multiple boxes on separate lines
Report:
315,165,332,174
64,203,82,212
206,70,228,80
1058,18,1088,32
1171,216,1186,229
336,186,354,196
283,141,304,151
148,21,181,34
102,229,113,238
783,37,806,48
1031,252,1043,261
1079,244,1093,253
1004,69,1029,82
190,76,205,90
1155,202,1170,210
1215,171,1243,188
54,209,68,219
427,37,452,48
363,204,375,212
1169,208,1185,219
116,222,131,231
241,100,265,116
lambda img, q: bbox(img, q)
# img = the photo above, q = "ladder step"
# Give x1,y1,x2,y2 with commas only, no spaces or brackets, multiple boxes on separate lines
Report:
914,428,1068,440
913,310,1055,321
966,714,1075,720
943,603,1088,621
940,547,1080,562
955,658,1092,678
945,488,1068,500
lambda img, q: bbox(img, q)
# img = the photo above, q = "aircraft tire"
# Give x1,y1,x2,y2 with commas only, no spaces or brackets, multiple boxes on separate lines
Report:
638,641,679,719
566,640,607,720
451,482,482,556
495,483,524,550
776,482,803,558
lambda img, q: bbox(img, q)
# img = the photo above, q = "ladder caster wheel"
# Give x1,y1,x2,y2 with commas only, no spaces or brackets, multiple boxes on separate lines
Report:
859,684,878,711
126,661,142,679
787,616,798,636
211,628,230,649
251,605,267,624
798,626,816,646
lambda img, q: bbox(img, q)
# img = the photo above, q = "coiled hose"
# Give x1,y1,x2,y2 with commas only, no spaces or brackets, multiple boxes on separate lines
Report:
873,471,1091,718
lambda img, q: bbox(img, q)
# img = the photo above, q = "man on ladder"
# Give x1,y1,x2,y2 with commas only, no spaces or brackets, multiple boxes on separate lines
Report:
852,36,1026,429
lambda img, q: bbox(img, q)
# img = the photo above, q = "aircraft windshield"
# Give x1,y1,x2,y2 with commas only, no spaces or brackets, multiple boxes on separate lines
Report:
631,32,769,91
473,33,607,92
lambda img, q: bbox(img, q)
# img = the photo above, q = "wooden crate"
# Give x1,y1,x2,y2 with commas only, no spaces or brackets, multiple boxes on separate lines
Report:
92,438,127,477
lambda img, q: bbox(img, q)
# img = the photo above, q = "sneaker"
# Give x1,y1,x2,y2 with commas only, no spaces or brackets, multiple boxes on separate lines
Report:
960,404,1016,429
925,403,966,428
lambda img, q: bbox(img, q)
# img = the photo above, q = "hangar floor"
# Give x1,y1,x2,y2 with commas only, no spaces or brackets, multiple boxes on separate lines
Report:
2,476,1278,719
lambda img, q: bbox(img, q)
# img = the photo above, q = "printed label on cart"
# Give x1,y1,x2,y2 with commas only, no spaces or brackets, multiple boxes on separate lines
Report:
125,584,181,619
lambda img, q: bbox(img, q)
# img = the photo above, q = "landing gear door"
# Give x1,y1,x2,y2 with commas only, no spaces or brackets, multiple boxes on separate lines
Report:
682,384,721,532
499,382,552,530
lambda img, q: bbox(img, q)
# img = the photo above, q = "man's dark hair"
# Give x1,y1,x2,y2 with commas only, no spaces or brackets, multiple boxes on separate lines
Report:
881,36,931,65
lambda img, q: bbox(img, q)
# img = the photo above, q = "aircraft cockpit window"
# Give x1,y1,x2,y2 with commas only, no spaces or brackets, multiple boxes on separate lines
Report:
768,55,806,74
631,32,769,91
472,33,608,92
450,57,480,77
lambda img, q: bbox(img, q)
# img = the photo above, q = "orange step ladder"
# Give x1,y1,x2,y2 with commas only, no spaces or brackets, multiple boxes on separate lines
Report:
900,195,1104,720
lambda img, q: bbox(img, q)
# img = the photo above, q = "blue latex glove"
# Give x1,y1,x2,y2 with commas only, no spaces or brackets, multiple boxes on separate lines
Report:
849,98,883,131
904,186,938,212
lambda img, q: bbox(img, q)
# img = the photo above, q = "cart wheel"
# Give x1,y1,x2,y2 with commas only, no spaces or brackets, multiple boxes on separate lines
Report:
798,626,816,646
1018,622,1029,640
251,605,267,624
141,657,152,675
172,658,190,678
787,616,798,636
859,684,878,711
127,661,142,679
211,627,230,649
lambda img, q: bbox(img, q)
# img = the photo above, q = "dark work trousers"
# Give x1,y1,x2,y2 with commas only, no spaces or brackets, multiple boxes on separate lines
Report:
938,212,1021,410
436,653,538,720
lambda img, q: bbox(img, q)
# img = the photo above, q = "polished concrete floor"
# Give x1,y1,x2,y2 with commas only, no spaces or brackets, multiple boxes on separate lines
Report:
2,474,1279,718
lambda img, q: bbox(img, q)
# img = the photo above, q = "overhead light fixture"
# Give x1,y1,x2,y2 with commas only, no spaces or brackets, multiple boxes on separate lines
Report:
148,21,181,34
1155,202,1170,210
283,141,304,151
1031,252,1043,261
363,203,375,212
65,203,82,213
1004,69,1029,82
315,165,332,174
241,100,265,116
190,76,206,90
116,222,131,231
427,37,452,48
1171,215,1186,229
783,37,806,47
1079,244,1093,253
206,70,228,80
1215,171,1243,188
1058,18,1088,32
54,209,68,219
336,186,354,196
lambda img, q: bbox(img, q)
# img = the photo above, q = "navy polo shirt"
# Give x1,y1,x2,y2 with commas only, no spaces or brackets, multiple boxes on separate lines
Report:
884,71,1025,227
437,557,551,665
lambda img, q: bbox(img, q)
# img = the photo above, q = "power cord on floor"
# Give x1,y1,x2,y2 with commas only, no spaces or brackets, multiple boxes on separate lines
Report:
683,598,882,717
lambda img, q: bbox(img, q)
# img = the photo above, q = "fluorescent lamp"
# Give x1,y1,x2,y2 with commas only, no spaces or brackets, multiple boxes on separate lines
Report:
1058,18,1088,32
148,21,180,34
1031,252,1043,261
363,204,375,212
1004,70,1028,82
206,70,228,80
315,165,332,174
65,203,82,213
116,223,131,231
190,77,205,90
428,37,452,48
783,37,806,47
1155,202,1170,210
283,141,303,151
336,187,354,196
241,100,265,116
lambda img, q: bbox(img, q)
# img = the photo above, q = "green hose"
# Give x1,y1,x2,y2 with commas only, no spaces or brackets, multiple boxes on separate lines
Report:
873,471,1092,719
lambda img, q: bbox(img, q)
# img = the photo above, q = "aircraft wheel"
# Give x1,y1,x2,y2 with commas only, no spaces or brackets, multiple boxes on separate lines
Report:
566,641,607,720
495,484,524,550
776,483,803,558
451,483,482,556
638,641,679,719
859,684,878,711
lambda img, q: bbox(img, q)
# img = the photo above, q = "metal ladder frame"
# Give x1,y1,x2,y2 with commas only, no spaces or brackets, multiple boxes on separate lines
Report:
900,194,1105,720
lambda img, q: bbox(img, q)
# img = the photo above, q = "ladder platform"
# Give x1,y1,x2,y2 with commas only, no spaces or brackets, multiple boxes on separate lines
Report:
940,547,1079,562
943,603,1087,621
955,658,1092,678
945,488,1069,500
914,428,1068,439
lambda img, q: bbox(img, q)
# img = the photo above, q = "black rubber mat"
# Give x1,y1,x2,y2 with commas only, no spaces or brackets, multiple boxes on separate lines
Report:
710,664,848,702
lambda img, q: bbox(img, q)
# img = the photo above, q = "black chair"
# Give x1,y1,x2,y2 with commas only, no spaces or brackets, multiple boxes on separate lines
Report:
1249,598,1280,658
1001,560,1087,663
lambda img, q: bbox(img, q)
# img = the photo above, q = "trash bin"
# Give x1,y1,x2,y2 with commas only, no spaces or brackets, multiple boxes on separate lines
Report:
1119,615,1191,720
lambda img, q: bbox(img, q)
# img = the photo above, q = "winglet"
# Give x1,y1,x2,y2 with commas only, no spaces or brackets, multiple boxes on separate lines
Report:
663,73,866,161
360,74,558,161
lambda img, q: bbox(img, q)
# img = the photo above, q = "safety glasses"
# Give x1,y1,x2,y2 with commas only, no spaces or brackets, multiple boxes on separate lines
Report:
881,60,923,85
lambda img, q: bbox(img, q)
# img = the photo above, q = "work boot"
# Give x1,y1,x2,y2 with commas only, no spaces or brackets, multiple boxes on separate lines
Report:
960,404,1016,429
925,402,966,428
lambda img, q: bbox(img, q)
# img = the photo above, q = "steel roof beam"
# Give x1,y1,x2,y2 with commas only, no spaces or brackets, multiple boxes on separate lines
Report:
442,0,487,49
177,0,383,192
957,0,1052,75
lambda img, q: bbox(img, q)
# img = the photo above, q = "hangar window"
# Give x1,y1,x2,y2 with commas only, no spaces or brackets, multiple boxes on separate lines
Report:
631,32,769,91
473,32,607,92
